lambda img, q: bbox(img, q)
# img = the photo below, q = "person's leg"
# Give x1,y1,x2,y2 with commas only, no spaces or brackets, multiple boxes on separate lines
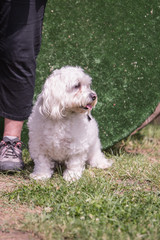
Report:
0,0,47,122
3,119,24,140
0,0,47,171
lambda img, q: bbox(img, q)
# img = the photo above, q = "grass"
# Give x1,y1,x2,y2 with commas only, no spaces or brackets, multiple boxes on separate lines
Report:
1,123,160,239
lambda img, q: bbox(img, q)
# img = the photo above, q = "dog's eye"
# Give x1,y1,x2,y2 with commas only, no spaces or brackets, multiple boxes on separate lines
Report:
74,82,81,89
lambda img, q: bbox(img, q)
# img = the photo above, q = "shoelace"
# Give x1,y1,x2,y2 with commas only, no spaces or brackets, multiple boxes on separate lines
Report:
0,140,23,159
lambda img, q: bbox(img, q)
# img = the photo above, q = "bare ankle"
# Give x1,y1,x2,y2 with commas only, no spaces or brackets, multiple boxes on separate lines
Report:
3,118,24,140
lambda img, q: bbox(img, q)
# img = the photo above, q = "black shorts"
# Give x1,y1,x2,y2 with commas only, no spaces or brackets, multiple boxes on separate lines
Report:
0,0,47,121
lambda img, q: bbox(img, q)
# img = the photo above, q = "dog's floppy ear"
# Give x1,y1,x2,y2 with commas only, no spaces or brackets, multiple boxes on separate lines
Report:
39,70,66,119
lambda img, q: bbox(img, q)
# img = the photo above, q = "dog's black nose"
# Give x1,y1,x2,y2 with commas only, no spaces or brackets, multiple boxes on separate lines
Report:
90,93,97,101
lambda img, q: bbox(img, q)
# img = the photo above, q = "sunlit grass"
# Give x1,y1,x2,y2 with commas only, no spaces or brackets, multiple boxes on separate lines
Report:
1,123,160,240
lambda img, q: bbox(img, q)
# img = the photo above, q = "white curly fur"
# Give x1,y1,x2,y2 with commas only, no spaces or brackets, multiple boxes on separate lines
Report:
28,66,113,182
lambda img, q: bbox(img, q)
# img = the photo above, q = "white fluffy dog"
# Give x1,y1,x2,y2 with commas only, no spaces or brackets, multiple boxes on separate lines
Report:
28,66,112,182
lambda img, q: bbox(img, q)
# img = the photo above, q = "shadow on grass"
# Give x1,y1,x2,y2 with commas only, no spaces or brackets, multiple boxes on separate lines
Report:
103,131,145,156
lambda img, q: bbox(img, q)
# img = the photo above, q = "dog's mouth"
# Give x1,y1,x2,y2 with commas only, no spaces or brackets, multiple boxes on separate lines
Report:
81,104,93,110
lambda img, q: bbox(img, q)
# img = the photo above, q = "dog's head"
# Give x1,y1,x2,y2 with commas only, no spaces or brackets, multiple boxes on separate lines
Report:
39,66,97,119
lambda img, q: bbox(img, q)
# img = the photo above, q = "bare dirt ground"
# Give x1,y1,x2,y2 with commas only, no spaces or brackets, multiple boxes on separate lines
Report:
0,175,42,240
0,230,41,240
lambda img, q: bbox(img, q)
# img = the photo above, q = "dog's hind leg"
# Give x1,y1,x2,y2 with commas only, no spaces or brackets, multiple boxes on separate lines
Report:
30,155,54,180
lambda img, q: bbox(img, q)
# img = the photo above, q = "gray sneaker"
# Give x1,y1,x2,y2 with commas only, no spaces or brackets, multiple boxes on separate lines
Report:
0,137,24,171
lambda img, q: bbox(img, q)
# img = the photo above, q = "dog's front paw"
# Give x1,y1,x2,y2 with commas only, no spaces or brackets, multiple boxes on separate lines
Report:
30,172,52,180
63,170,82,182
96,158,113,169
89,157,113,169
